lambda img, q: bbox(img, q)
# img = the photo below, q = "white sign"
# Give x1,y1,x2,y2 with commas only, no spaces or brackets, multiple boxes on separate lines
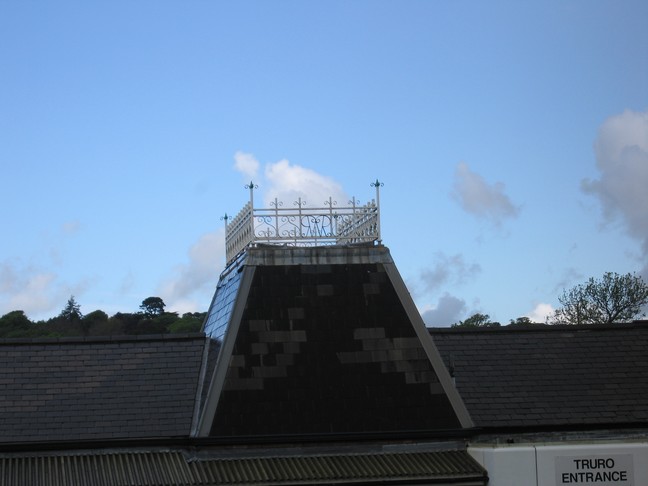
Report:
556,455,634,485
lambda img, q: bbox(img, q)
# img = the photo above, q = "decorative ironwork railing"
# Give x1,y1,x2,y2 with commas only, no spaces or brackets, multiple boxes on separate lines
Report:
224,180,383,264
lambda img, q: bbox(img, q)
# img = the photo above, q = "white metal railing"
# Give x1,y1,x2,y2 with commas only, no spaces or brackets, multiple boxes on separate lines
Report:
224,180,383,264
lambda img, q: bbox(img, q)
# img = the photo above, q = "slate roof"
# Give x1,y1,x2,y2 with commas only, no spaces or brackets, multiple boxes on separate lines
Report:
204,247,467,438
0,334,205,444
430,322,648,429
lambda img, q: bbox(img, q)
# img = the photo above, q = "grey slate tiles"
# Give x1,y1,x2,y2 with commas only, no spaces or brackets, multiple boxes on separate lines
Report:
210,260,462,437
0,334,205,443
430,323,648,429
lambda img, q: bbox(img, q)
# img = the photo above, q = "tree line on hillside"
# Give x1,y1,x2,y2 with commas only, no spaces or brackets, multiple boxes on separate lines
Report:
452,272,648,328
0,296,206,338
1,272,647,336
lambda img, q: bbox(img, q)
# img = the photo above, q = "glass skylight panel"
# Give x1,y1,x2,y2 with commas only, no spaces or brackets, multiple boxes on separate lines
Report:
203,258,246,341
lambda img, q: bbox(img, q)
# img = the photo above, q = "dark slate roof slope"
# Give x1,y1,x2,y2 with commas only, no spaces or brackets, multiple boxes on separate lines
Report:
0,334,205,444
430,322,648,429
210,257,463,438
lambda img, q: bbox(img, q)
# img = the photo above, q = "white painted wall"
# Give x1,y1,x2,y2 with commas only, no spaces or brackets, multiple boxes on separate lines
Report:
469,442,648,486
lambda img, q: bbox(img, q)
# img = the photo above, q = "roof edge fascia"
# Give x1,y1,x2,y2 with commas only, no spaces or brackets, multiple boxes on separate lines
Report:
195,264,257,437
243,243,391,266
382,261,475,429
0,428,480,454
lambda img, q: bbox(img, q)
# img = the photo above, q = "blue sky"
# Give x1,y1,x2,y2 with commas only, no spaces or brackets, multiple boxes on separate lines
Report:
1,1,647,325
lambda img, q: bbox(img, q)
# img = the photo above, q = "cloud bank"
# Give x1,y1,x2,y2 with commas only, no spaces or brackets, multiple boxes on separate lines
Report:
264,159,348,207
0,261,58,318
0,259,93,320
420,253,481,294
416,253,480,327
453,162,520,226
582,109,648,277
525,303,555,323
233,152,349,208
234,151,260,179
421,293,467,327
0,221,95,320
158,228,225,315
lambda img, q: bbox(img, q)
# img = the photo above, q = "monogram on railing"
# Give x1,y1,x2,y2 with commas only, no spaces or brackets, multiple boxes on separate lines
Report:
224,180,383,264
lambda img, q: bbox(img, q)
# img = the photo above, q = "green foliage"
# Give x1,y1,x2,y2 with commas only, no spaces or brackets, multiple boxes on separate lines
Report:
452,313,501,328
181,311,208,321
83,310,109,326
45,316,85,337
0,311,60,338
552,272,648,325
0,310,32,337
168,320,202,334
0,298,206,338
59,296,83,322
111,312,140,327
508,316,539,327
140,297,166,317
130,319,168,335
88,316,125,336
0,310,30,328
83,310,110,336
168,312,206,333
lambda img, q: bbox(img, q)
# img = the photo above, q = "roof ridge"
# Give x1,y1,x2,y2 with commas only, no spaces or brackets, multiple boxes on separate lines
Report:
429,320,648,334
0,332,206,346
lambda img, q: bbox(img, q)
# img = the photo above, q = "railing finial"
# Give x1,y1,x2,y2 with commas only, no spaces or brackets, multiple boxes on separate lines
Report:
245,181,258,213
370,179,384,244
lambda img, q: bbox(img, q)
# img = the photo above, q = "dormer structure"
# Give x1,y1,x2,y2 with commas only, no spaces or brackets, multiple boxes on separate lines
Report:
194,183,473,439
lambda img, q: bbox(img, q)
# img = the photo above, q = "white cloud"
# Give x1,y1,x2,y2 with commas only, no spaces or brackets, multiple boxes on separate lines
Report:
453,162,520,225
421,293,467,327
0,260,68,320
232,152,350,209
61,220,82,235
233,151,260,179
158,228,225,313
526,303,555,323
582,109,648,274
6,273,58,316
420,252,481,293
264,159,348,207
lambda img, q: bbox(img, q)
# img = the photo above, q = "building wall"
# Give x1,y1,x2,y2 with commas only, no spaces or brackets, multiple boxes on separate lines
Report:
469,441,648,486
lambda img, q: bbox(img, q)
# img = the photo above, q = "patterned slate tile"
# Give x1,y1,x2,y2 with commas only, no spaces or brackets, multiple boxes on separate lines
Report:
211,262,462,437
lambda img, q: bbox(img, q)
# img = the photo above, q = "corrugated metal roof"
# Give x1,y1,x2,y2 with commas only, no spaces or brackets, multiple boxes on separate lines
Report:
0,449,487,485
